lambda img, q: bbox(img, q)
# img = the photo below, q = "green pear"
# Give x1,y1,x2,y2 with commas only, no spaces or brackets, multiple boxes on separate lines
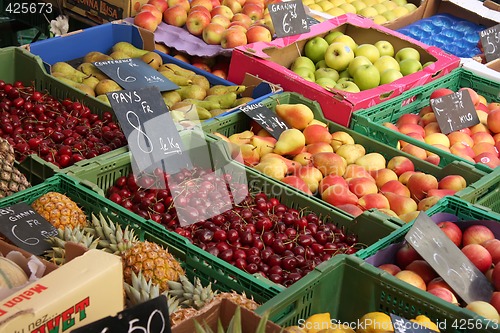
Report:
110,51,131,60
75,83,96,97
77,63,108,81
51,72,85,83
207,85,246,96
229,130,254,146
96,94,111,106
161,91,182,108
204,92,237,109
51,62,87,81
94,79,122,96
111,42,149,58
209,109,226,117
232,97,254,108
254,159,287,180
273,129,306,156
181,99,220,110
81,76,100,90
252,135,276,157
83,51,113,63
141,52,163,69
161,63,196,79
240,143,260,166
159,70,193,86
177,85,207,100
191,75,210,91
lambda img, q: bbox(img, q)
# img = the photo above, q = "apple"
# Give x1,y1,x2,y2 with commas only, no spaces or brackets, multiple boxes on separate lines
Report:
465,301,500,322
242,3,264,21
316,77,337,90
378,263,402,275
430,88,454,100
222,0,242,13
350,0,367,11
291,56,316,72
395,47,420,62
332,34,357,52
324,42,355,72
462,225,495,246
246,25,272,43
427,287,459,305
483,239,500,265
382,10,397,21
374,40,394,58
436,221,462,247
186,10,211,36
493,264,500,291
353,64,380,91
148,0,168,12
189,4,211,16
395,270,426,291
167,0,190,11
221,27,247,48
374,55,400,74
210,5,234,19
373,15,388,25
304,36,330,64
406,259,438,284
399,58,422,76
231,13,252,29
324,31,344,44
396,243,422,269
354,44,380,64
490,292,500,314
487,109,500,134
293,67,315,82
359,6,378,18
163,5,188,26
134,10,160,32
334,81,360,93
190,0,214,10
202,23,226,44
227,22,248,32
316,60,327,69
348,56,372,77
140,4,163,24
380,69,403,85
315,67,340,82
462,244,493,273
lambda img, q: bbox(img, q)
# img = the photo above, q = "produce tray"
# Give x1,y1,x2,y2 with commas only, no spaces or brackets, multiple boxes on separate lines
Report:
255,255,489,333
67,129,404,285
203,92,488,223
0,46,129,185
0,173,282,304
349,68,500,173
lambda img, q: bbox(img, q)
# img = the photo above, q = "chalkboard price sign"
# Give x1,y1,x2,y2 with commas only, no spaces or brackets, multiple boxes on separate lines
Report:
107,86,193,176
480,24,500,63
94,58,179,92
0,202,57,255
405,212,494,304
268,0,310,38
73,295,171,333
239,103,289,139
390,314,439,333
430,90,479,134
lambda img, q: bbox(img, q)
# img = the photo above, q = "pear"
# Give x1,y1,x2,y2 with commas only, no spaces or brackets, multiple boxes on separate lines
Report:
159,70,193,86
209,109,226,117
141,52,163,69
355,152,386,172
161,63,196,78
335,143,366,164
273,129,305,156
254,159,287,180
275,104,314,130
239,143,260,166
51,62,87,81
252,135,276,158
312,152,347,177
228,130,254,146
95,79,122,95
180,99,220,110
184,105,211,120
83,51,113,63
77,63,108,81
96,94,111,106
53,76,80,88
75,83,96,97
261,153,300,174
51,72,85,83
177,85,207,100
110,51,132,60
112,42,149,58
205,92,237,109
161,91,182,108
232,97,254,108
207,85,246,96
191,75,210,91
81,76,100,90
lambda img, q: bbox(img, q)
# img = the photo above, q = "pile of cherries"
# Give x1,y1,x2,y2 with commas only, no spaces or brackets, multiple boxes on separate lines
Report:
107,166,363,287
0,80,126,168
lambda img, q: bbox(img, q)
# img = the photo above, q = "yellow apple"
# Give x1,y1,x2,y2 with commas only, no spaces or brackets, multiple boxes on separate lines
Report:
327,7,346,15
339,2,356,12
373,14,388,24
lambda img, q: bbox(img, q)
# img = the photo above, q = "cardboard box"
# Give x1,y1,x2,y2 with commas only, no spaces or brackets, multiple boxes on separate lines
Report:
172,298,284,333
461,57,500,83
228,14,460,127
63,0,147,25
0,249,124,332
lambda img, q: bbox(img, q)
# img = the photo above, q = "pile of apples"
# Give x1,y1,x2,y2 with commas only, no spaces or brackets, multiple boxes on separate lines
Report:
290,31,431,93
378,222,500,322
134,0,276,49
215,102,469,220
382,87,500,168
304,0,417,25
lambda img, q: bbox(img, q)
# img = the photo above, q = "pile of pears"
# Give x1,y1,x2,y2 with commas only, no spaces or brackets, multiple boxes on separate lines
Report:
49,42,253,123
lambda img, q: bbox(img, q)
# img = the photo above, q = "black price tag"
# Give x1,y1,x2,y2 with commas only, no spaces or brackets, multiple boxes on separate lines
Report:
0,202,57,255
239,103,289,139
73,296,171,333
390,314,439,333
268,0,310,38
405,212,494,304
430,90,479,135
306,15,321,26
94,58,179,92
107,87,193,176
480,24,500,63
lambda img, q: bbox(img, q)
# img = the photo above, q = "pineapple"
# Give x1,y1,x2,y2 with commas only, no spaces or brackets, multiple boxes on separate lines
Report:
122,240,184,293
89,213,138,254
168,275,217,310
0,159,30,198
171,307,200,327
213,291,259,311
32,192,87,229
124,270,180,310
0,137,15,165
44,227,99,265
193,306,272,333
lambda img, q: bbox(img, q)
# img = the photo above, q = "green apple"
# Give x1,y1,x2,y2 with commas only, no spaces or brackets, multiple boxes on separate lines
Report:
316,60,328,69
353,64,380,90
358,6,378,18
337,77,354,83
351,0,367,12
380,68,403,84
392,0,407,6
382,0,397,10
373,15,388,24
382,10,397,21
372,3,387,13
291,56,316,72
423,61,434,68
374,55,400,74
354,44,380,63
326,7,346,16
374,40,394,57
316,77,338,90
404,3,417,12
308,3,322,11
399,58,422,76
392,6,410,18
304,37,330,63
333,35,357,51
324,42,355,72
338,69,351,79
334,81,361,93
317,0,335,11
339,3,356,13
324,31,344,44
315,67,340,81
330,0,346,6
395,47,420,62
293,67,316,82
348,56,372,77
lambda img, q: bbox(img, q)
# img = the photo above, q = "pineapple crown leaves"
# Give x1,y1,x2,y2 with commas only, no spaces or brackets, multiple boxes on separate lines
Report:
90,213,139,254
193,307,276,333
44,226,100,265
168,275,218,310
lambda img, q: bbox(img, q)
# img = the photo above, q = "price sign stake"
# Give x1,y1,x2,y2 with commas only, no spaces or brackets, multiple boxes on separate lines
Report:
390,314,439,333
107,86,193,176
73,295,171,333
94,58,179,92
268,0,310,38
480,23,500,63
239,103,289,139
405,212,494,304
0,202,57,255
430,90,479,135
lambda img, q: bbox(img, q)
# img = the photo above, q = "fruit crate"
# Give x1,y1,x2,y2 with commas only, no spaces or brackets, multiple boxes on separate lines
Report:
202,92,488,223
456,166,500,214
0,172,282,304
66,129,404,286
349,68,500,173
255,254,494,333
0,46,129,186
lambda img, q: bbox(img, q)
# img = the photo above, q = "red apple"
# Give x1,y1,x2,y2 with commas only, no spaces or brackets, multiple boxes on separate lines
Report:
492,262,500,291
396,113,420,126
189,4,211,16
191,62,211,72
222,0,243,13
190,0,214,10
148,0,168,12
483,239,500,265
462,225,495,246
396,243,422,269
246,24,272,43
461,244,493,273
134,10,160,31
427,277,454,293
406,259,438,284
459,87,480,105
202,23,225,44
186,9,211,36
488,109,500,134
221,27,248,48
437,221,462,247
427,287,459,304
210,5,234,19
163,4,188,26
474,152,500,168
242,3,264,21
211,14,231,28
167,0,190,10
211,69,227,80
491,292,500,313
430,88,454,100
335,203,364,217
378,263,402,275
231,13,252,29
141,4,163,24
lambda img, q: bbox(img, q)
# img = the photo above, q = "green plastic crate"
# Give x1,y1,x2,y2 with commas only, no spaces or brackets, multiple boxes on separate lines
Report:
0,173,282,304
455,166,500,214
67,129,404,286
349,68,500,173
0,46,128,185
255,255,494,333
203,92,488,224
